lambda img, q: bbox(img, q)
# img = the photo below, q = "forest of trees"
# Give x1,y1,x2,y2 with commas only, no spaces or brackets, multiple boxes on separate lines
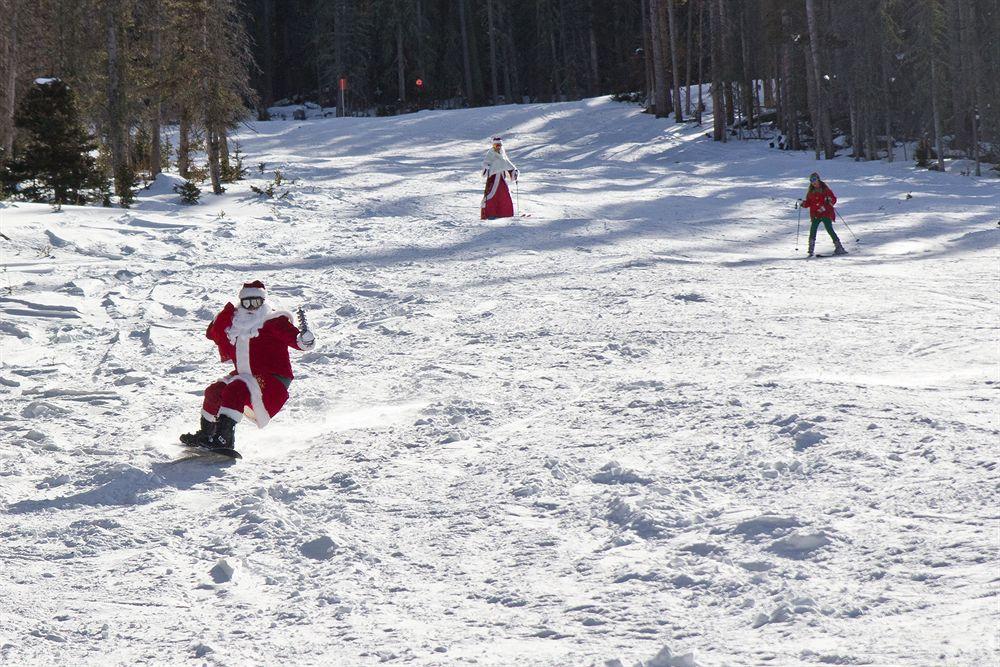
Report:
0,0,997,206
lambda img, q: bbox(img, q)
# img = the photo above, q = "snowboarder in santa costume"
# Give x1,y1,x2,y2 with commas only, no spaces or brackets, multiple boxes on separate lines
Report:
801,172,847,257
481,136,518,220
180,280,316,452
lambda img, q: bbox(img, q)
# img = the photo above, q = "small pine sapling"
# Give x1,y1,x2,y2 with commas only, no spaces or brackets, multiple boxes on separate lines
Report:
173,180,202,204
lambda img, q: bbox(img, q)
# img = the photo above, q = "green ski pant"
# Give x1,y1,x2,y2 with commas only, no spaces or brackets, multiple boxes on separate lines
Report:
809,217,842,248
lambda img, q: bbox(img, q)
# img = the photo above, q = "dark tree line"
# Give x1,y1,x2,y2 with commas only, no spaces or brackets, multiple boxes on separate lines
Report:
244,0,997,172
1,0,997,208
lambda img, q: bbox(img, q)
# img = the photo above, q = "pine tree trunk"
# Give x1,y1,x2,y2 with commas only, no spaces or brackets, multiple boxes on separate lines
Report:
648,0,668,117
641,0,654,110
260,0,274,116
930,59,946,171
696,0,704,124
0,0,17,160
415,0,425,77
589,22,600,96
149,0,162,177
805,0,833,158
666,0,683,122
396,21,406,105
880,19,894,163
178,108,191,179
219,128,230,172
684,0,694,115
105,0,130,206
780,8,799,150
709,0,724,140
458,0,474,103
487,0,499,104
804,42,820,160
207,127,223,194
849,92,859,160
334,0,345,117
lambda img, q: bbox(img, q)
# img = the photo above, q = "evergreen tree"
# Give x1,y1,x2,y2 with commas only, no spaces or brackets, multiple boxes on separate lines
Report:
2,78,102,204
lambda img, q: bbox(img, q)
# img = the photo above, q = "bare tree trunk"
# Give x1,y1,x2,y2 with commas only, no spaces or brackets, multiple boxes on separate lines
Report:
487,0,499,104
805,0,833,158
779,9,794,148
458,0,474,103
930,59,945,171
219,128,230,172
684,0,694,115
666,0,683,122
804,42,820,159
0,0,17,160
178,107,191,178
588,22,599,96
696,0,704,124
709,0,724,140
106,0,130,205
415,0,425,76
849,91,859,160
880,13,894,163
260,0,274,117
647,0,668,116
201,9,222,195
641,0,654,110
207,128,223,194
396,21,406,105
149,0,162,177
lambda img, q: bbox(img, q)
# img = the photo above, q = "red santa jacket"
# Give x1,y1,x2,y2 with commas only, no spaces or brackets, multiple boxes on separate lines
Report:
207,302,304,380
804,184,837,220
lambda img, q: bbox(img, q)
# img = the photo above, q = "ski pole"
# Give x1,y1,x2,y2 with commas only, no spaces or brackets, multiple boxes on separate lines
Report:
833,206,859,242
795,200,802,250
515,175,520,216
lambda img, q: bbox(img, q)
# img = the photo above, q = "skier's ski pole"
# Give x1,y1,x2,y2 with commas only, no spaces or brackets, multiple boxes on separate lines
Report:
515,176,520,216
795,200,802,250
833,206,859,243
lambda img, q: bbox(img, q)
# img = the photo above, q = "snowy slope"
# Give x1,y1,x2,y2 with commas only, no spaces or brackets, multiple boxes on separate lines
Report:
1,97,997,667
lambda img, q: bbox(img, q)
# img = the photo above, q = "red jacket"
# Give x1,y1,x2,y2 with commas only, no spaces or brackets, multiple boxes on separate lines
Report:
804,184,837,220
207,303,304,380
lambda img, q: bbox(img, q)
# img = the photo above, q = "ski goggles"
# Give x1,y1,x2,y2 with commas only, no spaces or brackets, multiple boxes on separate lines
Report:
809,175,820,183
241,296,264,310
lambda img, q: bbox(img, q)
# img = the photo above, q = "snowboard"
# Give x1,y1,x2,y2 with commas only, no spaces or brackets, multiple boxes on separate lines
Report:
173,442,243,461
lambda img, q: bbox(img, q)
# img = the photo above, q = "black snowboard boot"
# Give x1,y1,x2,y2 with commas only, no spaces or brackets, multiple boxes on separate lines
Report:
207,414,237,450
180,416,214,448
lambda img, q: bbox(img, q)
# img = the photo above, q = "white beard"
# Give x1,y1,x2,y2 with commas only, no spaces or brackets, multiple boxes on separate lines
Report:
227,303,273,344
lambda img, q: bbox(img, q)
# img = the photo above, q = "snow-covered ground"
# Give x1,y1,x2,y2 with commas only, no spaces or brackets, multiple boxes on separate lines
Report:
1,97,998,666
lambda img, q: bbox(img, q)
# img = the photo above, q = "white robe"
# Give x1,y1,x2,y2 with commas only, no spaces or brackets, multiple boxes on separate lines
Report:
482,147,516,177
481,148,517,206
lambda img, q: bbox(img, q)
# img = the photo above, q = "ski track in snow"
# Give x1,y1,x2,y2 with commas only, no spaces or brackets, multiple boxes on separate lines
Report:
0,97,998,666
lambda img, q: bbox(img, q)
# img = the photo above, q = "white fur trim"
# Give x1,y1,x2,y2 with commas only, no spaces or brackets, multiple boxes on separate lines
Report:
218,406,244,423
201,409,217,422
482,148,515,177
239,285,266,300
220,373,270,428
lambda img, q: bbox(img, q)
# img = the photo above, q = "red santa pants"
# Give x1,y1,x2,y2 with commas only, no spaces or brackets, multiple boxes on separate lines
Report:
202,378,251,422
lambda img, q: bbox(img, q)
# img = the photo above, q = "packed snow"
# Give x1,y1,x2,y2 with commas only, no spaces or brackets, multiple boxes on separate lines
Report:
1,97,998,666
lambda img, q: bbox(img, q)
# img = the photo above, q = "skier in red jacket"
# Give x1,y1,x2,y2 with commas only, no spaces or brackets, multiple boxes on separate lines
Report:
801,172,847,257
180,280,315,452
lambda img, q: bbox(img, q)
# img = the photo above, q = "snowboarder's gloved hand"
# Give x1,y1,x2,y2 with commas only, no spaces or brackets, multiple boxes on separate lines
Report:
513,169,519,181
298,330,315,350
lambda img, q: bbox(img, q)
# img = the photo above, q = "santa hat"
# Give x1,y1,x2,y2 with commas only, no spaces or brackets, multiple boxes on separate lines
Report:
239,280,266,300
